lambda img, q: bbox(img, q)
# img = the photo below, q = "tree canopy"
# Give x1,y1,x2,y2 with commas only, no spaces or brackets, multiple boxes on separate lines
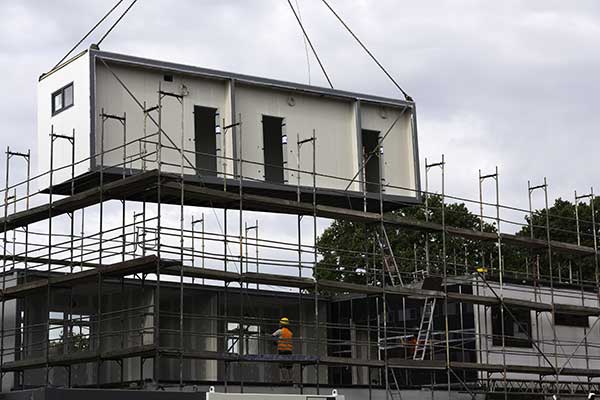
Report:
315,195,600,284
315,195,496,284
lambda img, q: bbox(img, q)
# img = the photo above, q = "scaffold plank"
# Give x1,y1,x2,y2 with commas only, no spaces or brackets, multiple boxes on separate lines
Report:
5,260,600,316
0,255,174,300
1,344,156,372
161,180,598,258
0,170,159,233
450,361,600,377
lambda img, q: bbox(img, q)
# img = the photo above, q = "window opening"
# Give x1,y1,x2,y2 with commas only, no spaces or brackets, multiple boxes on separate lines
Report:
226,322,260,355
491,306,532,348
51,82,74,115
555,313,589,328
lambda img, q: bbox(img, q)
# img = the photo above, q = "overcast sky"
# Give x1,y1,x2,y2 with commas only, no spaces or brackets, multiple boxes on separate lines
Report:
2,0,600,225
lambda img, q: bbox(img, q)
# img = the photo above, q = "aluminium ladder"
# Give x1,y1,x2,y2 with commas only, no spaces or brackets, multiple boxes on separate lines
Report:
388,368,405,400
376,226,403,287
413,297,436,360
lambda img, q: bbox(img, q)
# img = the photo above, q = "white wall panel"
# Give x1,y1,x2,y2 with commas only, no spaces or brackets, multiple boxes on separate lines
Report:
37,51,91,189
94,63,229,176
361,104,416,197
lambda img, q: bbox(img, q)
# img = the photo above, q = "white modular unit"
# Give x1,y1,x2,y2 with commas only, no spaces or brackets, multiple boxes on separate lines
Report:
37,48,421,206
472,278,600,381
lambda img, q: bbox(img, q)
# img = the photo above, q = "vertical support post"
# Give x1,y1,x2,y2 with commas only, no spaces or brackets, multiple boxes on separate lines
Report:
244,222,258,289
298,132,315,371
119,114,126,383
296,132,303,369
378,135,389,400
98,113,105,387
223,117,227,191
311,129,319,394
192,214,205,285
154,82,163,385
47,129,76,384
0,146,31,389
24,149,31,281
542,178,559,395
46,129,54,386
223,206,228,392
423,156,448,396
529,178,558,395
237,113,246,391
575,190,591,376
590,187,599,308
178,93,185,390
1,147,10,386
480,167,504,398
424,157,430,274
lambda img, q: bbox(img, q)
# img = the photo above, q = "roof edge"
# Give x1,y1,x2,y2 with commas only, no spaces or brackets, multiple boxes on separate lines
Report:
39,50,88,82
90,48,415,109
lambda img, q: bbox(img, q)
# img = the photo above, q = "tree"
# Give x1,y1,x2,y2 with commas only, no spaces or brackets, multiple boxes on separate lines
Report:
315,195,496,284
506,197,600,282
316,194,600,285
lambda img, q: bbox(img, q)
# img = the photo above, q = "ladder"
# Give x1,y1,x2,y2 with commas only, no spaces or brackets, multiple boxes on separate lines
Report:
376,226,403,287
413,297,436,360
388,368,404,400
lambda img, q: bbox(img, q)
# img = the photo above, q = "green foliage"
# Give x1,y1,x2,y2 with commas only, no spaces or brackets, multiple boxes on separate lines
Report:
316,194,600,284
507,196,600,281
49,331,90,354
315,195,496,283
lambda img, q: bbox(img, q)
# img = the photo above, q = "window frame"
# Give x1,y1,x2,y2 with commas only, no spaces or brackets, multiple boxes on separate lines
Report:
554,312,590,328
226,322,260,355
491,305,532,348
51,82,74,116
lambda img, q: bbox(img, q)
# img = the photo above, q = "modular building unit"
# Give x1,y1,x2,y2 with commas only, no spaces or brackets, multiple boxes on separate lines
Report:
472,278,600,382
37,48,420,208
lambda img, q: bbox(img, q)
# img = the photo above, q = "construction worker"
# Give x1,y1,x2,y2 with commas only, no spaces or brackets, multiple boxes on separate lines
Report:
272,317,293,383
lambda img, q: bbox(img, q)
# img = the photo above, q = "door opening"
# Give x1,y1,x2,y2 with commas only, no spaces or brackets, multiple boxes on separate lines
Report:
362,129,381,193
194,106,218,176
262,115,285,184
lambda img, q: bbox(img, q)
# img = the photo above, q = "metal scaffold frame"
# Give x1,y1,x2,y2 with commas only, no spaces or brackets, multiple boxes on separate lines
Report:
0,62,599,399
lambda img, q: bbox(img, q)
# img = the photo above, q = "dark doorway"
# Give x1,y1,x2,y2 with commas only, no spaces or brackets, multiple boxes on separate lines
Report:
194,106,218,176
262,115,284,184
361,129,381,193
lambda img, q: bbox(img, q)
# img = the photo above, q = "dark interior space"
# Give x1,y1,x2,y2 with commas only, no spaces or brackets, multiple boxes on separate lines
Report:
361,129,381,193
194,106,218,176
262,115,284,184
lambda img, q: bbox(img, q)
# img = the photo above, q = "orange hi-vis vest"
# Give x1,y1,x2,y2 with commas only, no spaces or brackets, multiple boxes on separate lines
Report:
278,327,293,352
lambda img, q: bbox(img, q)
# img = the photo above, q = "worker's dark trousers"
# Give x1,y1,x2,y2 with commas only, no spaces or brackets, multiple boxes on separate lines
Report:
278,350,293,382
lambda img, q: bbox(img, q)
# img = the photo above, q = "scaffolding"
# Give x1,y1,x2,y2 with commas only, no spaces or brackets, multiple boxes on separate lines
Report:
0,63,600,400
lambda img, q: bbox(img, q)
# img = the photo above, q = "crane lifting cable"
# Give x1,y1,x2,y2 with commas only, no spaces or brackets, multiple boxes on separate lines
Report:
294,0,312,85
285,0,334,89
51,0,140,72
97,0,140,46
320,0,412,101
52,0,126,69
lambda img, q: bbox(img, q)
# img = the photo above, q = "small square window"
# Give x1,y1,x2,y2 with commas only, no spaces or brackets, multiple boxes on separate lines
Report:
51,82,74,116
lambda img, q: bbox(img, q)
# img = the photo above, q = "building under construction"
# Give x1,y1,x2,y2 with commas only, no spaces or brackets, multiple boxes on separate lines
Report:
0,46,598,400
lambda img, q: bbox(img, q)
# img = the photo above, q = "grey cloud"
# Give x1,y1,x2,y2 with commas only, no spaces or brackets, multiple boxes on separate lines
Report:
1,0,599,224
